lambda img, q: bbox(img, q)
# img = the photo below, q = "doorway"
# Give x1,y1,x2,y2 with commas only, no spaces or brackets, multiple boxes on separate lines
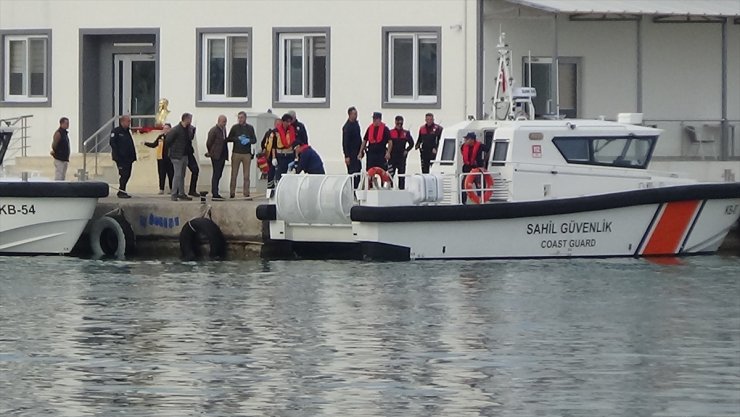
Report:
523,57,580,118
114,54,156,127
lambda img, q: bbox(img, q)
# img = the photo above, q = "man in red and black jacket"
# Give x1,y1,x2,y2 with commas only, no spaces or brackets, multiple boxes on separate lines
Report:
416,112,443,174
388,115,414,189
359,112,392,171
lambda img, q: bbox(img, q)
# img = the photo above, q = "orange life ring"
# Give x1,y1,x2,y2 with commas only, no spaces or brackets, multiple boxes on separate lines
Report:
367,167,392,189
463,168,494,204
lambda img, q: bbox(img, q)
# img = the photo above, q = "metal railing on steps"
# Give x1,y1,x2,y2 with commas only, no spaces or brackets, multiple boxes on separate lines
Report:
81,115,155,181
0,114,33,161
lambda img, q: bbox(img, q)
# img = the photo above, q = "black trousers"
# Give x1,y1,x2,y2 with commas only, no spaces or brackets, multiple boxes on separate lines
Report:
346,157,361,188
157,158,174,191
116,161,133,192
366,153,387,171
187,153,199,195
420,152,434,174
388,157,407,189
211,158,226,196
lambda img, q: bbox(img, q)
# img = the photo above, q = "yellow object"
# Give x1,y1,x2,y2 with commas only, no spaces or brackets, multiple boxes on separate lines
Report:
155,98,170,127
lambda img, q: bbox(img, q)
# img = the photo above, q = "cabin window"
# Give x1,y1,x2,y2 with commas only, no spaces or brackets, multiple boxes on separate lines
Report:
1,31,50,105
553,136,657,169
273,28,330,107
491,141,509,166
197,29,252,105
439,138,456,165
382,27,440,108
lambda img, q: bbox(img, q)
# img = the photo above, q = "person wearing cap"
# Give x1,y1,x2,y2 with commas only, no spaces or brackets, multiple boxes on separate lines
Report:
415,113,443,173
388,115,414,189
342,106,362,188
260,118,281,189
273,113,298,184
294,143,325,175
226,111,257,199
287,110,309,146
460,131,488,203
359,111,392,171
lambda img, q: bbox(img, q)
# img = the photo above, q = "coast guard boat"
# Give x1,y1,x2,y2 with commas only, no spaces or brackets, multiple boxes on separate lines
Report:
257,34,740,260
0,126,108,255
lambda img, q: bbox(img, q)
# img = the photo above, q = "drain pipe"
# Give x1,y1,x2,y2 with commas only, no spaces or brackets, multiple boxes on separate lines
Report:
476,0,484,120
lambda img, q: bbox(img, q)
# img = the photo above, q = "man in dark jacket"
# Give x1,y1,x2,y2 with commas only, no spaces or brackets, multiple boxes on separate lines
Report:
415,113,443,174
388,115,414,189
165,113,194,201
186,123,199,197
288,110,309,145
294,144,325,174
226,111,257,199
206,115,228,200
110,115,137,198
342,106,362,188
51,117,71,181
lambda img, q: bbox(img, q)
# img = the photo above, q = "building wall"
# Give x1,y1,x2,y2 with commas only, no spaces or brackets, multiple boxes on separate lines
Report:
0,0,479,174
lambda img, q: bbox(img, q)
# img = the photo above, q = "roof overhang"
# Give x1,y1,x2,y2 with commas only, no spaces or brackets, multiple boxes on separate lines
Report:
506,0,740,22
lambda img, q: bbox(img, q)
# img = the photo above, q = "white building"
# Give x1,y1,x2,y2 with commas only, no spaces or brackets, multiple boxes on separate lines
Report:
1,0,738,182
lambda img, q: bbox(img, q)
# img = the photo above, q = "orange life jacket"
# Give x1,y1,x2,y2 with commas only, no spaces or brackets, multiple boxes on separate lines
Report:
461,141,481,166
276,124,296,149
366,123,386,144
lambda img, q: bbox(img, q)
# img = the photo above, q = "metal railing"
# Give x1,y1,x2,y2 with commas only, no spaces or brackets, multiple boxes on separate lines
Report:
81,115,155,180
643,118,740,161
0,114,33,161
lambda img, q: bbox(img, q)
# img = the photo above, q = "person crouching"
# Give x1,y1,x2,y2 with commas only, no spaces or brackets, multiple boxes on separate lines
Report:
294,143,325,174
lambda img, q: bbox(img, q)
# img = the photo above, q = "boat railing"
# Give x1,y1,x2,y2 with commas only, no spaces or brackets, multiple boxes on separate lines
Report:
81,115,155,180
0,114,33,162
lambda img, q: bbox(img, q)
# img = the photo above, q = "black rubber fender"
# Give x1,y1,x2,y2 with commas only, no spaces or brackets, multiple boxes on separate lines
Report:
179,217,226,261
89,214,136,259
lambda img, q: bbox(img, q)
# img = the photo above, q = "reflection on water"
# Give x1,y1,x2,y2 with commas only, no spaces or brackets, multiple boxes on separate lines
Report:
0,256,739,416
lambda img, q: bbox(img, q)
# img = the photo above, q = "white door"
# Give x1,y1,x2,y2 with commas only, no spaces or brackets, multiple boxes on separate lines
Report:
114,54,156,127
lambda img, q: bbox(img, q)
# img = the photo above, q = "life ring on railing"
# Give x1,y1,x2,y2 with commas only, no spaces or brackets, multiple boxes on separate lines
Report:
89,214,136,259
463,168,494,204
366,167,392,189
179,217,226,261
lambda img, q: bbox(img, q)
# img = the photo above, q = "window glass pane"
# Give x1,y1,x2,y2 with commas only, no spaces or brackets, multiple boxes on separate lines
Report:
310,35,326,98
8,40,26,95
492,142,509,161
553,137,590,162
418,37,437,96
286,38,303,96
28,38,46,96
208,38,225,95
229,36,248,98
526,62,551,116
558,62,577,113
391,37,413,97
592,138,625,164
440,138,456,161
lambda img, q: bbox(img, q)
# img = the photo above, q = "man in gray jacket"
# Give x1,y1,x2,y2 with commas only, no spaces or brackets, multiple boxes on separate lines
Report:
166,113,194,201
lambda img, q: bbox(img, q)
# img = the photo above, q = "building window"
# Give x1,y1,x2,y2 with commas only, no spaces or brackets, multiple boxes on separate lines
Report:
383,28,440,107
274,29,329,106
2,32,50,104
197,29,251,105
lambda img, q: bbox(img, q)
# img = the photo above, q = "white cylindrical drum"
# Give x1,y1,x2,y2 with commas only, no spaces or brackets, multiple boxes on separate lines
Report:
406,174,445,203
275,174,354,224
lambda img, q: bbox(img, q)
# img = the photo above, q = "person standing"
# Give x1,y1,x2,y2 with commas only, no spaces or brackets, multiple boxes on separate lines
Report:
50,117,71,181
165,113,194,201
110,115,137,198
186,123,200,197
342,106,362,188
260,118,281,190
359,112,392,171
294,143,325,174
288,110,309,145
416,113,443,174
272,113,297,184
227,111,257,199
460,131,488,203
388,115,414,190
206,115,229,200
143,122,174,194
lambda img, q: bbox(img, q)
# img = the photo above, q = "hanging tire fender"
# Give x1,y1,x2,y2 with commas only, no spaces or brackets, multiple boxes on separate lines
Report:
179,217,226,261
89,214,136,259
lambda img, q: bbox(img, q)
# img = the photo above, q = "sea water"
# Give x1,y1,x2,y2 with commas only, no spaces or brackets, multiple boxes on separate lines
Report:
1,256,739,417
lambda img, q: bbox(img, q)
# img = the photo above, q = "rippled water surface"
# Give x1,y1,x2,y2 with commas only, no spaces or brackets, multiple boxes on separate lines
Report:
1,256,739,416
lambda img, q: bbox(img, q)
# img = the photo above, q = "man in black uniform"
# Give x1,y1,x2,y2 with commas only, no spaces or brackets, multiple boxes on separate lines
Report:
51,117,71,180
186,123,200,197
288,110,309,146
387,115,414,190
110,115,136,198
415,112,443,174
342,106,362,188
359,112,391,171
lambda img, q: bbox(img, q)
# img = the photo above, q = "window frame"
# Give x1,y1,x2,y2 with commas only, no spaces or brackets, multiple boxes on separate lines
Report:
0,29,52,107
552,136,658,169
195,28,252,107
382,27,441,109
272,27,331,108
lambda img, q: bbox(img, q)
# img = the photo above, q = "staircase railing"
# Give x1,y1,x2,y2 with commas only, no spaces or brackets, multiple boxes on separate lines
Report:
81,115,155,180
0,114,33,162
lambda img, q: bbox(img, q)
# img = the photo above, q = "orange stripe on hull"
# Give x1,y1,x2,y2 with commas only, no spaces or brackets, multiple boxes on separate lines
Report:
642,201,701,255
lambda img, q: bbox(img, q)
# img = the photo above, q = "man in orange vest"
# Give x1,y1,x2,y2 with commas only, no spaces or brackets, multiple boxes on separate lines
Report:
358,112,391,171
272,113,297,184
460,131,488,203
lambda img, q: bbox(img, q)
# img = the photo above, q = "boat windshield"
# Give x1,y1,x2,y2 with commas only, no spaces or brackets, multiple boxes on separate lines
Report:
553,136,657,169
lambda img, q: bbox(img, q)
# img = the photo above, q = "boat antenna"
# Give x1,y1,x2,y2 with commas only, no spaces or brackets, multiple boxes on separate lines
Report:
492,31,536,121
